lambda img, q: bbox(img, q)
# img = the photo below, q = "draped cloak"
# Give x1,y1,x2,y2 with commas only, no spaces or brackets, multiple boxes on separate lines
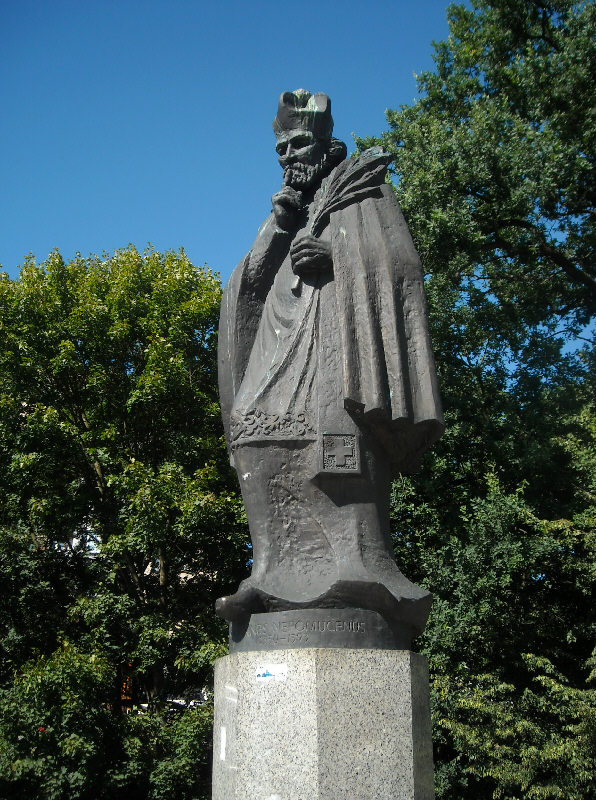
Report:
218,149,444,474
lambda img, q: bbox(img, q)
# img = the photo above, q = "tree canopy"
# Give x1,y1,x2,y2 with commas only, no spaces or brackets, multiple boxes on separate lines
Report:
358,1,595,797
0,247,248,799
361,0,595,323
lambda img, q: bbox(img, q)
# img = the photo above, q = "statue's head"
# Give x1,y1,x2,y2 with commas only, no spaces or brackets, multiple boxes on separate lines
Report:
272,89,346,190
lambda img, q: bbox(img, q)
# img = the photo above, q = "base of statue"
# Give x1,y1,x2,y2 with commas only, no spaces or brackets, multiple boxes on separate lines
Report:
212,648,434,800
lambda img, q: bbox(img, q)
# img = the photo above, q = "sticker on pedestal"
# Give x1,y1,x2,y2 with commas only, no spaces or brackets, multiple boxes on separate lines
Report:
255,663,288,682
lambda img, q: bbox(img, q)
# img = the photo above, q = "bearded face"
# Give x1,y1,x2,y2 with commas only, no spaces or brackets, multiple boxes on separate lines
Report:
275,130,329,190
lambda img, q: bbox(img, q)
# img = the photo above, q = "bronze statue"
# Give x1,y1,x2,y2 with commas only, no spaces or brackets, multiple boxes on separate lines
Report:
217,90,443,646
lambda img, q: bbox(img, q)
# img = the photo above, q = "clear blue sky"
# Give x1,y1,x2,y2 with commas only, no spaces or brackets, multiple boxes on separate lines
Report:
1,0,452,285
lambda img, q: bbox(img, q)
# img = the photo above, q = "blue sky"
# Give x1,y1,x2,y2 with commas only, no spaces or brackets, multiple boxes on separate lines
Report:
1,0,452,285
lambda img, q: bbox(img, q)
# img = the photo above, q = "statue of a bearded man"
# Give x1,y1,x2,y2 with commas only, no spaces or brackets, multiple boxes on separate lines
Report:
217,90,443,646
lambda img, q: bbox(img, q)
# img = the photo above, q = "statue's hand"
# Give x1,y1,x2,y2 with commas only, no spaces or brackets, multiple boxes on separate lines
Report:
290,235,333,277
272,186,302,231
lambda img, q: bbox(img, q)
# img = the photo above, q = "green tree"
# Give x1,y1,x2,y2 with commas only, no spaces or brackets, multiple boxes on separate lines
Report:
359,1,595,797
362,0,595,323
0,247,248,799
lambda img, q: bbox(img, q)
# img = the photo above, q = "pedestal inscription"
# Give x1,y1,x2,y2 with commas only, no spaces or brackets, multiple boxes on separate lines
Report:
229,608,411,652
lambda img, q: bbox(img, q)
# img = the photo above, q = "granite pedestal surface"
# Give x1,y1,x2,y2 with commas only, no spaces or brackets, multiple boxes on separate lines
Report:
212,647,434,800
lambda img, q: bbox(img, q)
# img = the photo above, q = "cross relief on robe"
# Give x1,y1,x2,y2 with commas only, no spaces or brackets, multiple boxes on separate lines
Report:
326,437,353,466
322,433,359,473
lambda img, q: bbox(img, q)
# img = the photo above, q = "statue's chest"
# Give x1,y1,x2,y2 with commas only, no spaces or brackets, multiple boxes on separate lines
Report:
274,199,327,305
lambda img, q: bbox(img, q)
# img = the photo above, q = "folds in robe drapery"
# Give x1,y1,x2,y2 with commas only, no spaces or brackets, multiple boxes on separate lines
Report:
218,216,292,451
330,184,444,473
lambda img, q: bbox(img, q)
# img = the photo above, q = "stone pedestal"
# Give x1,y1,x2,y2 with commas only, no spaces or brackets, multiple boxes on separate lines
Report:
212,648,434,800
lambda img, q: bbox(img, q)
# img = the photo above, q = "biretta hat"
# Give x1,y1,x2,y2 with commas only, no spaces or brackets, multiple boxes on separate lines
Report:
272,89,333,140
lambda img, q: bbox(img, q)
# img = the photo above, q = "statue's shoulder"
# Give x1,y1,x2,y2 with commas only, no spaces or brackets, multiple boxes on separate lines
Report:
223,212,281,293
335,146,392,181
312,148,393,236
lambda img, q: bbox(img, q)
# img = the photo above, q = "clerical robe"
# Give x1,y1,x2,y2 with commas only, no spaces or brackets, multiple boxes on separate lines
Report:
219,148,443,474
216,149,443,634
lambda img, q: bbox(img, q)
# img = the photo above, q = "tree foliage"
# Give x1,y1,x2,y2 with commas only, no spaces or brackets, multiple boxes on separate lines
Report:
359,1,595,797
361,0,595,322
0,247,248,799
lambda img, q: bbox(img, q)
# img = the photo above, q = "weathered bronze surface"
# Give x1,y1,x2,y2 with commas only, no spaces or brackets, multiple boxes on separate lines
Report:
217,90,443,648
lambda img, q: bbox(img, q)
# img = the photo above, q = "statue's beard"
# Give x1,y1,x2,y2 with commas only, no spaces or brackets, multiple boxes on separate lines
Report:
283,152,329,189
